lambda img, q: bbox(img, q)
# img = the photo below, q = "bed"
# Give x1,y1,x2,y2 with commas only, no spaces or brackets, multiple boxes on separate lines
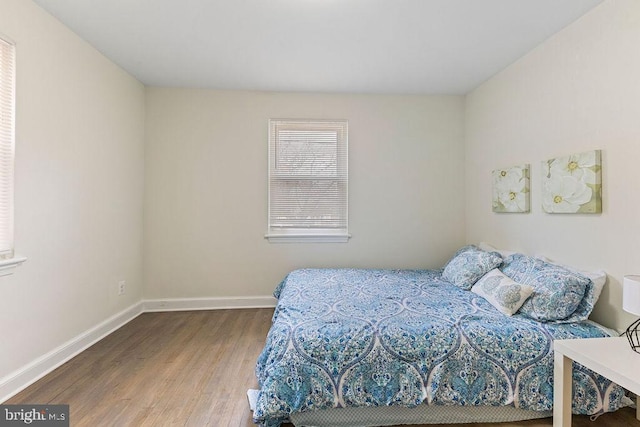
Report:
251,247,628,427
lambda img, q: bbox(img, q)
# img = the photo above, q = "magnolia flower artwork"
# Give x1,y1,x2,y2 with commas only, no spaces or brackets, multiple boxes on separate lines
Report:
492,164,530,213
542,149,602,214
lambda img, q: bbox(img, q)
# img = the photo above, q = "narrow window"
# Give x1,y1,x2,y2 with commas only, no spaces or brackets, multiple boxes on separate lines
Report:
266,119,349,243
0,36,16,259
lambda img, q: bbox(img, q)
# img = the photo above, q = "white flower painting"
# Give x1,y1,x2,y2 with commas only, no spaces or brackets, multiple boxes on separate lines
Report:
542,150,602,214
492,164,530,213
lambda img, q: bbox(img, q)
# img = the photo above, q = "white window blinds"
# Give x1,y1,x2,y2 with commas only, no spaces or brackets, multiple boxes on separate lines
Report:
0,37,15,259
267,119,349,242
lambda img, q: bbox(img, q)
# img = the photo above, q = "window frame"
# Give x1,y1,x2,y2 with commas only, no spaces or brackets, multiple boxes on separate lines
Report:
265,119,350,243
0,35,26,275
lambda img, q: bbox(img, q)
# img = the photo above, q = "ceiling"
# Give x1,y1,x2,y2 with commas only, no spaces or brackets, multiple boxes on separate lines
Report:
32,0,603,94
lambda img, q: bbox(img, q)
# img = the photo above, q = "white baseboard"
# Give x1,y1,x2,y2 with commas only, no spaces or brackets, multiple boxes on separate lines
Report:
0,296,277,403
0,302,144,403
143,296,277,312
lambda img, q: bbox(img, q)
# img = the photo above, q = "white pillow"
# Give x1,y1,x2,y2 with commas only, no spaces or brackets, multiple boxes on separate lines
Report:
478,242,517,258
472,269,534,316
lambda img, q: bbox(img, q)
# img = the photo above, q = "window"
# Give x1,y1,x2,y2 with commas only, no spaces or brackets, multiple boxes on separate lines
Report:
0,36,24,274
266,119,349,243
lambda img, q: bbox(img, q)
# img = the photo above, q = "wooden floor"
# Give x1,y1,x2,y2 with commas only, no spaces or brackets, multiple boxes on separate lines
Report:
7,309,639,426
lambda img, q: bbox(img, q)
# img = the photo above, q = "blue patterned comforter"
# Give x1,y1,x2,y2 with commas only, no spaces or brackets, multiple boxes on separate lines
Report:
253,269,625,427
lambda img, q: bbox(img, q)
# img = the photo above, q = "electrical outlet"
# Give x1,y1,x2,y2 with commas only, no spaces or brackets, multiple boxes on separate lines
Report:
118,280,126,296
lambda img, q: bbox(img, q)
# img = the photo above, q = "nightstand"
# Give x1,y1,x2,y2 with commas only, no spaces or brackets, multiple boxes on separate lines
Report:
553,336,640,427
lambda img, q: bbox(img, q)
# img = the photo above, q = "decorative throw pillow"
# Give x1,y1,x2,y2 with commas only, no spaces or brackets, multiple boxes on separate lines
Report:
535,255,606,323
501,254,590,322
472,269,534,316
442,245,503,290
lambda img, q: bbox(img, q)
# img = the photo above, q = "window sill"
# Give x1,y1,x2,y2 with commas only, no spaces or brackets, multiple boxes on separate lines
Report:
0,255,27,276
265,233,351,243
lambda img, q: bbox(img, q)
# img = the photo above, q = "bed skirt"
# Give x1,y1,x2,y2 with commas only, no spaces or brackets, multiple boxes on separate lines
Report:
247,389,552,426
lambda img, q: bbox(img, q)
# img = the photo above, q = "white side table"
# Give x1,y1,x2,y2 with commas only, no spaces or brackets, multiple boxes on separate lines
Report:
553,336,640,427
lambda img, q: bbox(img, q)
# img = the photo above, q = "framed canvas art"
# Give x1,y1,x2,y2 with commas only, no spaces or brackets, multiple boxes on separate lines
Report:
492,164,530,213
541,149,602,214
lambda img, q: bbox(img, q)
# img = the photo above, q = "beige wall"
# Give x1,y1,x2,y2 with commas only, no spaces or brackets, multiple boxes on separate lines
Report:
464,0,640,330
0,0,145,379
144,88,465,298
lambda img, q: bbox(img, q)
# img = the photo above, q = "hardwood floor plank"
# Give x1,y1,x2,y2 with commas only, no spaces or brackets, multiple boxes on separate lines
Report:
6,309,639,426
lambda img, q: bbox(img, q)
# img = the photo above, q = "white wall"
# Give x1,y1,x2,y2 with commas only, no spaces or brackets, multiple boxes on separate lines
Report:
6,0,635,401
0,0,145,384
144,89,465,299
464,0,640,330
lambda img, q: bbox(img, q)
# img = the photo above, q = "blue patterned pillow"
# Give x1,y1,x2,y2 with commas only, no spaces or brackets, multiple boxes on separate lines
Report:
535,256,606,324
442,245,503,290
501,254,590,322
